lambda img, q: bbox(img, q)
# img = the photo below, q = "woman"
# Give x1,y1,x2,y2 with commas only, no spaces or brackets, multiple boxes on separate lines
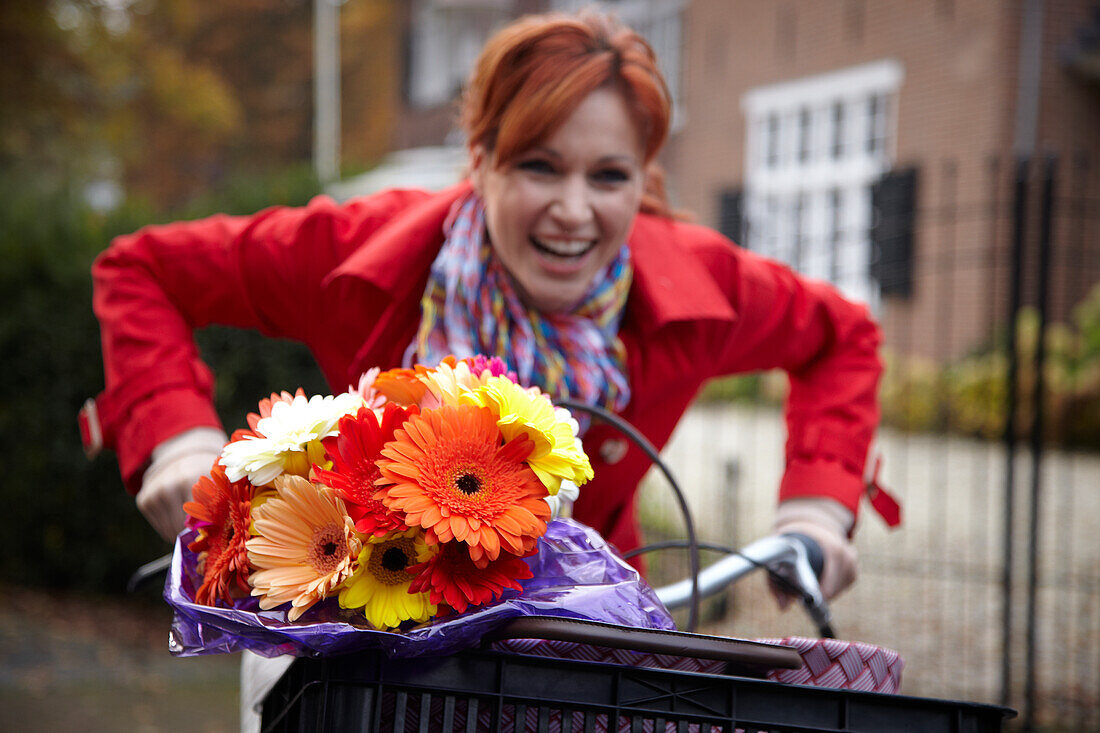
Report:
89,11,878,611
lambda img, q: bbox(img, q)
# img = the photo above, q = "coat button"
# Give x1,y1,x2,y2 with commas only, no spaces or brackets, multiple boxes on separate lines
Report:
599,438,628,465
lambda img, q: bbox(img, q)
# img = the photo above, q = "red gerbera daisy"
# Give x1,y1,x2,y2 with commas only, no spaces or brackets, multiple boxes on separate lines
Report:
377,404,550,564
407,542,533,614
314,403,415,537
228,427,260,443
184,464,253,607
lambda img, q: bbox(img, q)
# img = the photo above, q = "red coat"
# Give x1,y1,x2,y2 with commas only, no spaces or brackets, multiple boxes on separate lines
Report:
90,182,882,554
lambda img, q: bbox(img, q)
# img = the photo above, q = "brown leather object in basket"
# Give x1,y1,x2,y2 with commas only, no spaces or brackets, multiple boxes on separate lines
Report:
485,616,803,677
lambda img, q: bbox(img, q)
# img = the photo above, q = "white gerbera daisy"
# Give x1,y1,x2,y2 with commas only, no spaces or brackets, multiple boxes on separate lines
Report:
220,392,363,486
545,479,580,519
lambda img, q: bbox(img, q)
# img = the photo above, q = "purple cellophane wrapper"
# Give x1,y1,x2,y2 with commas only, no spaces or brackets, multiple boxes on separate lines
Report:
166,518,674,659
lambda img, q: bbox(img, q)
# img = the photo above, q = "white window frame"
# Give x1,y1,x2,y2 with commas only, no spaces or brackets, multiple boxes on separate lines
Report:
407,0,513,109
741,60,903,309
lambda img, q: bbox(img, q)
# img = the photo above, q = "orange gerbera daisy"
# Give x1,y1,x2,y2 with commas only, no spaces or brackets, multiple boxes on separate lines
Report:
246,475,362,621
407,542,533,614
377,404,550,565
184,465,253,607
373,367,427,406
315,403,415,537
228,427,260,443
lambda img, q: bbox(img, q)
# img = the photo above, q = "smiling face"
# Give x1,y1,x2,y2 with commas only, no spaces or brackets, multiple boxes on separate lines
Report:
469,87,646,314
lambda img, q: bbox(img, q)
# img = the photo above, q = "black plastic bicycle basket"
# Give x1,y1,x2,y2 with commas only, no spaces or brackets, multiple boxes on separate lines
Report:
260,638,1014,733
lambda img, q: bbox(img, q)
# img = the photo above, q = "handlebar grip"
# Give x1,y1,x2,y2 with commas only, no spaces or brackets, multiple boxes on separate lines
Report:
781,532,825,579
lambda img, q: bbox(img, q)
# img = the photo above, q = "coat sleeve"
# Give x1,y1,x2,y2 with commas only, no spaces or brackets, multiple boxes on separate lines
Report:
701,232,883,519
89,191,419,493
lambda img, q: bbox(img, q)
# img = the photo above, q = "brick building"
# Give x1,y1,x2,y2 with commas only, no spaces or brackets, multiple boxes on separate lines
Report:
674,0,1100,359
360,0,1100,359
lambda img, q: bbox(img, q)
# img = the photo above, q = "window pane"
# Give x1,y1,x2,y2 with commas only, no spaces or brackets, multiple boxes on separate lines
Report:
832,101,845,158
828,188,842,282
867,94,881,155
798,107,811,163
793,192,807,270
765,195,779,258
767,114,780,167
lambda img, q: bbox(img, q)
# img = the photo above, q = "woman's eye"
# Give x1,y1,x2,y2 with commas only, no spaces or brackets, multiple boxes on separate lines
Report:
517,159,556,175
592,168,631,184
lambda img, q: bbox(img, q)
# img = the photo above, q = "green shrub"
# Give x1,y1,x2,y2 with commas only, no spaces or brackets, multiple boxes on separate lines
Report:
938,301,1100,448
879,351,942,433
0,168,323,593
693,287,1100,451
696,371,787,406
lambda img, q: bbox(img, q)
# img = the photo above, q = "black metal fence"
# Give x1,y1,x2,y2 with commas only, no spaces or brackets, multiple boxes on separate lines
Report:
640,151,1099,731
996,153,1099,730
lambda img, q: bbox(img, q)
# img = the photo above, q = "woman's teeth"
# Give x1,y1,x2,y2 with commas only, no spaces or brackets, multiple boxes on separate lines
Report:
531,237,595,258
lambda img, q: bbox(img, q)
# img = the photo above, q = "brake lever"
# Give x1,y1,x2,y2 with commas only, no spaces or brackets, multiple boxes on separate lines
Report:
127,553,172,593
774,533,835,638
653,534,836,638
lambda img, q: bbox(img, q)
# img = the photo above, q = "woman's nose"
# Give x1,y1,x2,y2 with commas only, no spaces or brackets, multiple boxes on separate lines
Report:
551,176,593,227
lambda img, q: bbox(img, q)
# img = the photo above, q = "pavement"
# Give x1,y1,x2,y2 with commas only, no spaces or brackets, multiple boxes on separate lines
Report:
0,584,239,733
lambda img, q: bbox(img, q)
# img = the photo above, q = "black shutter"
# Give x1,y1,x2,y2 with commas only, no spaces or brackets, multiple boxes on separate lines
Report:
871,167,918,297
717,188,744,247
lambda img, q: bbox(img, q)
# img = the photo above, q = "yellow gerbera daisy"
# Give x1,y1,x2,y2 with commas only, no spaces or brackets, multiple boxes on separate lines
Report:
339,530,437,630
461,376,593,494
246,475,362,621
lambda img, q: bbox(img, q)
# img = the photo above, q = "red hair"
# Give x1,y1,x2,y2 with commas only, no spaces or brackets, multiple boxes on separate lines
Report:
461,11,673,216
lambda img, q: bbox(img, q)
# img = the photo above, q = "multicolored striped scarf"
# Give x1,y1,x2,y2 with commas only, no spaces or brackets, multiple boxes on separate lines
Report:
407,193,632,425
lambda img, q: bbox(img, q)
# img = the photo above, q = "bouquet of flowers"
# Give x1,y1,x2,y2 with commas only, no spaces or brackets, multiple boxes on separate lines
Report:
182,355,594,632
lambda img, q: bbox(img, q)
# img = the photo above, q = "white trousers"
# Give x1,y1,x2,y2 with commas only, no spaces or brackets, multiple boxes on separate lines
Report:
240,651,295,733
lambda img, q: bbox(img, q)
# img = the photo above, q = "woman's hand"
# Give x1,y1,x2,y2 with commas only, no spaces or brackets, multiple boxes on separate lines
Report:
771,497,858,607
136,427,228,543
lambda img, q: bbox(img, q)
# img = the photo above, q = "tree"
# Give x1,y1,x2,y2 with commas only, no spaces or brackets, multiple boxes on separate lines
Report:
4,0,401,211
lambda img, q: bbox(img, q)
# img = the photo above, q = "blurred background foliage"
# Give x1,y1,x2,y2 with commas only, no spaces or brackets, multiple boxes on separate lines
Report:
1,0,396,208
0,0,361,593
0,165,327,593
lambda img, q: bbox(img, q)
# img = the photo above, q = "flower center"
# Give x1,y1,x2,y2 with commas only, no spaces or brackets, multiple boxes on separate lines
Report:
456,473,482,495
308,524,348,574
282,449,311,478
382,547,408,572
367,537,418,586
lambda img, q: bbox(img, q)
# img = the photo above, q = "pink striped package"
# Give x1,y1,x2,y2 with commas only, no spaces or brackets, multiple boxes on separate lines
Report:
492,635,904,695
757,636,904,694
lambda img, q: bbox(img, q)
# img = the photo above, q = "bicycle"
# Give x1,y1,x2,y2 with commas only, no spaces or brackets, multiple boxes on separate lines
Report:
127,398,1016,732
255,530,1013,732
249,402,1015,732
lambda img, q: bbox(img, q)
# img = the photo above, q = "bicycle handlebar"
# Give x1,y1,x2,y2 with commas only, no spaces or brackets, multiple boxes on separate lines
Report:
652,533,835,638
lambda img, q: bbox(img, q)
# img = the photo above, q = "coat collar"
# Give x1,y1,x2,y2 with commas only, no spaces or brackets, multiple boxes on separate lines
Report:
327,182,736,332
324,182,470,300
625,211,737,332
